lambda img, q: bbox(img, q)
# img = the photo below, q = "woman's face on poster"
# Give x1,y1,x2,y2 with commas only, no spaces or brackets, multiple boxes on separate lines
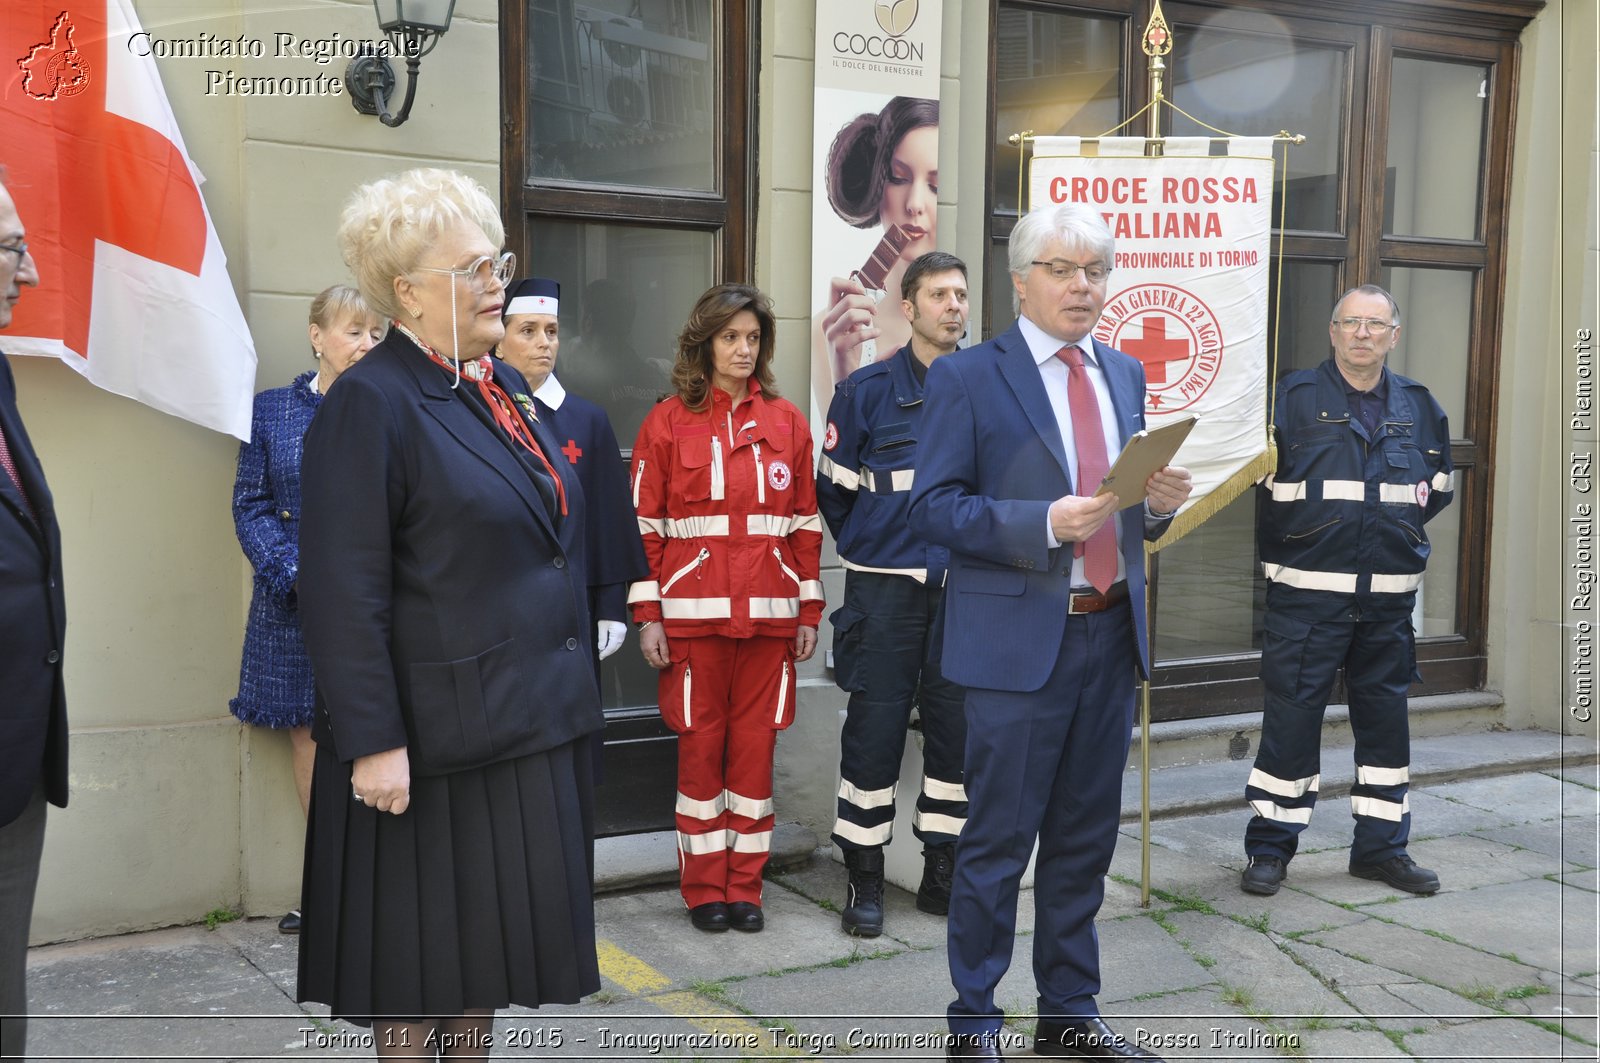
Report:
881,124,938,262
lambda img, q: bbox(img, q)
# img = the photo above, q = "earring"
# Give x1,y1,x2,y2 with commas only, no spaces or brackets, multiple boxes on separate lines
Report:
313,349,323,359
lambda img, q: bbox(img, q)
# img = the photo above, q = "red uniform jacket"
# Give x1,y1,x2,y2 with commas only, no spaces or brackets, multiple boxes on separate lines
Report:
629,382,824,638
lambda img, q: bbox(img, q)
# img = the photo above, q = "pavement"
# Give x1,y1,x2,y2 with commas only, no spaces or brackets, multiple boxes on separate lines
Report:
19,728,1600,1062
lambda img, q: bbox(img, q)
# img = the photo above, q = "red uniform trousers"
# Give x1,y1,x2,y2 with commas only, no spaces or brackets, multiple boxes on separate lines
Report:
658,634,795,908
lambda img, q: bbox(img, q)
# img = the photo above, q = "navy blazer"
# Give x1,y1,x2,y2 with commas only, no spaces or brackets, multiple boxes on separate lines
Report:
908,323,1169,691
0,354,67,826
298,331,602,777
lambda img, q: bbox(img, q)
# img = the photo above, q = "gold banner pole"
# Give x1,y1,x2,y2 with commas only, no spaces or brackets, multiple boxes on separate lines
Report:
1138,0,1173,913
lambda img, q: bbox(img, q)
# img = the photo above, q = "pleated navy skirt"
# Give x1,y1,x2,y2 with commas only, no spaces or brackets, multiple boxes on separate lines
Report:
296,737,599,1025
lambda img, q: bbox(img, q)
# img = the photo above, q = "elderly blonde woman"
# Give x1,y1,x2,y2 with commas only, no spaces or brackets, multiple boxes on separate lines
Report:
296,168,599,1058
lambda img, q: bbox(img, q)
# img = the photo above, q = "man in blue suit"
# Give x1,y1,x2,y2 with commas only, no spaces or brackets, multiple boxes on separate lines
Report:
909,203,1192,1062
0,172,65,1062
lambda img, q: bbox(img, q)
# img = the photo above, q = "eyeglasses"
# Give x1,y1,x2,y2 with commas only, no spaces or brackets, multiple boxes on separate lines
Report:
1031,259,1111,284
1333,317,1397,334
415,251,516,292
0,240,29,264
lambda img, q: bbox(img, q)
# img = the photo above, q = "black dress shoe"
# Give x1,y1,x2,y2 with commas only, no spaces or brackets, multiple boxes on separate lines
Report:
1240,855,1286,896
1349,853,1440,894
946,1030,1003,1061
1035,1017,1164,1060
277,909,301,934
689,901,729,932
726,901,764,932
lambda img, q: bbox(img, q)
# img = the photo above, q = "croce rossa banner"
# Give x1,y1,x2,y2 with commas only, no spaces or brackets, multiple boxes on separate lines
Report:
1031,137,1277,546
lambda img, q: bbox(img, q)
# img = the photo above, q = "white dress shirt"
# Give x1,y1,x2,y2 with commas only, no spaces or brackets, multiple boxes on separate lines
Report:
1016,314,1129,589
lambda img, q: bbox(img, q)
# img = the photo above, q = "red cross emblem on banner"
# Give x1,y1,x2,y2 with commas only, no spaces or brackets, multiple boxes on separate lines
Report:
1122,315,1190,386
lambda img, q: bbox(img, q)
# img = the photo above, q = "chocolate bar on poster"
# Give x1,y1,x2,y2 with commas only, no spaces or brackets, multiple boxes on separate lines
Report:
852,224,912,292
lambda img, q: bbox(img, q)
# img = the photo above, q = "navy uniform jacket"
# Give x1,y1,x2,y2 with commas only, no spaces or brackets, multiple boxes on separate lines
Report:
519,373,648,625
908,323,1171,688
817,343,949,586
1259,358,1454,621
0,353,67,826
299,332,601,776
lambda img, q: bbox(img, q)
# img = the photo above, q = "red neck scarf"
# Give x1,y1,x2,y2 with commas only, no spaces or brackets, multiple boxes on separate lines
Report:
398,323,568,516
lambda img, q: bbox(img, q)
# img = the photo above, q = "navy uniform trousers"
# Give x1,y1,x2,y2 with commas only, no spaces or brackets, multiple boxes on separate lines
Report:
947,599,1135,1033
832,570,967,851
1244,607,1415,864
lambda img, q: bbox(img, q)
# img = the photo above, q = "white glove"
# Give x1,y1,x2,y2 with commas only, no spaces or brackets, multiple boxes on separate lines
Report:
596,620,627,661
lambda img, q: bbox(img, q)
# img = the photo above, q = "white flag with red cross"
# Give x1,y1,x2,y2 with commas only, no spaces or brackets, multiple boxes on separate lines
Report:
1030,136,1277,547
2,0,256,440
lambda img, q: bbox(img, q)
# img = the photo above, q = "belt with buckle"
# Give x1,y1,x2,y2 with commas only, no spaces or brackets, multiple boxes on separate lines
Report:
1068,582,1129,614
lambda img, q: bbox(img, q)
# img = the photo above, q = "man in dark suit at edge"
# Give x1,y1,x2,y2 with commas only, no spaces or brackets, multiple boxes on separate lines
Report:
909,203,1193,1061
0,169,66,1062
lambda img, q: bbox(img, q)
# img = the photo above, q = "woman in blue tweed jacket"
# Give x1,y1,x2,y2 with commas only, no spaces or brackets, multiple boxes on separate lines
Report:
229,285,384,933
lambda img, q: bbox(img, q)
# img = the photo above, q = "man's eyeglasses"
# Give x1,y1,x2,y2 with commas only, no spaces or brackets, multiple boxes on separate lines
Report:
415,251,516,292
1333,317,1397,335
0,240,29,265
1031,259,1111,284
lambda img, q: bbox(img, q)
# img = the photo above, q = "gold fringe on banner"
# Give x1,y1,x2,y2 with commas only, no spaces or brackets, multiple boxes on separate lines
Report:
1146,441,1277,554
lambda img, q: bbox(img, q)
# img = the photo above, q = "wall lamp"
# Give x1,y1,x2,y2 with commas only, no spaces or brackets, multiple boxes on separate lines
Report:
344,0,457,127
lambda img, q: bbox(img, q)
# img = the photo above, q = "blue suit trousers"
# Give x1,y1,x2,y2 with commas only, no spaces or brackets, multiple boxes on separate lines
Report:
946,601,1136,1035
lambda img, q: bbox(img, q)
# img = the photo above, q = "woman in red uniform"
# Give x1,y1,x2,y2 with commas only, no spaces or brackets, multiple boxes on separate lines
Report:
630,284,823,934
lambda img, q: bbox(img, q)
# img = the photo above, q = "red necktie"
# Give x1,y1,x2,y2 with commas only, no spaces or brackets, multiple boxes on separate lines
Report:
1056,344,1116,593
0,420,38,525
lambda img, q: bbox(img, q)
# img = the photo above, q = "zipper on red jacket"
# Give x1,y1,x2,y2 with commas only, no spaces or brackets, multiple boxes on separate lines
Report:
662,546,711,594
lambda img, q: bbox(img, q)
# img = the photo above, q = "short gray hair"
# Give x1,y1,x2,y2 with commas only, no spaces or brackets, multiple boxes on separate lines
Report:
337,168,504,322
1007,203,1115,314
1332,284,1401,326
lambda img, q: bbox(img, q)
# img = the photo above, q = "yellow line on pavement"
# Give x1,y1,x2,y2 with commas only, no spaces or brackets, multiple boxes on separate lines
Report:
594,938,807,1057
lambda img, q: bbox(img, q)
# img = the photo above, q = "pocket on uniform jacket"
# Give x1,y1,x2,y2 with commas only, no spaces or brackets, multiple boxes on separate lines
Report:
828,605,868,693
674,432,714,502
1258,611,1314,702
406,636,532,774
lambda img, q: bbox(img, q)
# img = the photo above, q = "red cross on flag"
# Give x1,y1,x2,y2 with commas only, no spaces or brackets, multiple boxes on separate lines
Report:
1,0,256,440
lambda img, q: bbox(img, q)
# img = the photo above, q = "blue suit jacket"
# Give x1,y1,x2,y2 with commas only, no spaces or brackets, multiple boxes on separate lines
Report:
298,332,602,776
908,322,1168,691
0,354,67,825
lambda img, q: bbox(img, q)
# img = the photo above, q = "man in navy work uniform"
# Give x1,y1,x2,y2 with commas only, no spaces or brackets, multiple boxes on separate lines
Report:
1241,284,1454,898
909,204,1192,1062
818,251,971,938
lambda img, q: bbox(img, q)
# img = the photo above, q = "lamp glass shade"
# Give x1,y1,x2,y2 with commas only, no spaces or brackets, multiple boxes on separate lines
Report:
373,0,456,33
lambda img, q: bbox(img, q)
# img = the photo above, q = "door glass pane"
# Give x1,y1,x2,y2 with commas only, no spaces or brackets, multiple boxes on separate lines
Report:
1271,261,1341,378
1415,482,1460,638
1379,266,1473,430
1170,19,1346,233
1385,58,1488,241
985,236,1015,337
527,220,712,448
994,6,1123,215
1155,492,1264,661
528,0,717,191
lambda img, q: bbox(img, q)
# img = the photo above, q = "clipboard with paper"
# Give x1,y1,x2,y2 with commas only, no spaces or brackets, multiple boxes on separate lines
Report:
1094,415,1199,510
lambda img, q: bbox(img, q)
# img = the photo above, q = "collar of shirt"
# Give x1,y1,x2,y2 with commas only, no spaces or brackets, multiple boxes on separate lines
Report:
533,373,567,410
1018,314,1099,370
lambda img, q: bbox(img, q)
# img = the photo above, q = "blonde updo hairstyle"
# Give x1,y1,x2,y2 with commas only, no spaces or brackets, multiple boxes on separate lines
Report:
337,168,505,323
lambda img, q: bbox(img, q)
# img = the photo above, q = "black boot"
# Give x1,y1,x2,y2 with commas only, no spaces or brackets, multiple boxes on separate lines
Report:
841,847,885,937
916,845,955,915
